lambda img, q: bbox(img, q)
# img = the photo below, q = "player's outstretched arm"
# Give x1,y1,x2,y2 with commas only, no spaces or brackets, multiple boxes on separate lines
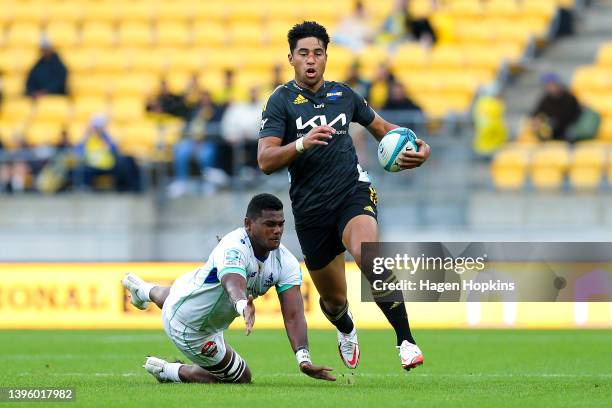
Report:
221,274,255,335
278,286,336,381
257,125,335,174
367,113,431,169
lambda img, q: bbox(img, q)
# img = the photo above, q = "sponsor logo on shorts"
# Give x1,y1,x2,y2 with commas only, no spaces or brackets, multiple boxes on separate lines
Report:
364,205,375,214
201,341,218,357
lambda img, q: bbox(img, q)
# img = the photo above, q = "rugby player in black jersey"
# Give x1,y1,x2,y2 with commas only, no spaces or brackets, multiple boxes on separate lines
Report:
258,21,430,371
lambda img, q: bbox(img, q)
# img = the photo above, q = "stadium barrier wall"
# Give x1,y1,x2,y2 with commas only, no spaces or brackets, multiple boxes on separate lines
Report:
0,263,610,329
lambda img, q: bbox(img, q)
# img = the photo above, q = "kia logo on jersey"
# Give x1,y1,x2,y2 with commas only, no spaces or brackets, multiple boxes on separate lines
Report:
295,113,347,130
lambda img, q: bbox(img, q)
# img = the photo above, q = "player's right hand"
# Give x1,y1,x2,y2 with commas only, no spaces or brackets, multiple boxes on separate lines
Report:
244,295,255,336
299,362,336,381
303,126,335,150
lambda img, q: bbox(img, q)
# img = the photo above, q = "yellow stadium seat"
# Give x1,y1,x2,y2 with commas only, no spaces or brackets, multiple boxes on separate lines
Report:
117,22,153,48
447,0,484,20
67,121,89,145
267,3,301,20
118,2,153,23
192,22,227,48
1,98,33,123
491,147,531,190
596,118,612,141
572,66,611,93
453,23,493,44
70,74,114,97
430,46,466,69
494,22,531,45
203,49,243,70
486,0,521,19
0,49,38,74
225,2,266,23
110,97,146,123
569,145,605,190
392,43,429,70
586,95,612,117
596,43,612,67
64,49,99,73
47,2,84,24
156,22,191,47
154,2,192,23
45,22,79,49
94,49,130,73
82,2,118,24
163,50,206,73
113,73,157,98
522,1,556,21
12,3,46,24
1,74,26,97
191,2,228,21
81,22,116,48
530,145,570,190
32,96,71,122
6,23,41,49
228,24,265,47
266,21,301,46
25,121,63,146
117,121,159,158
128,50,167,73
73,96,110,122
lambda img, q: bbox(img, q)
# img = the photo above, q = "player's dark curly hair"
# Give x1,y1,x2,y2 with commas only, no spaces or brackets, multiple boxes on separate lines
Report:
287,21,330,54
246,193,283,220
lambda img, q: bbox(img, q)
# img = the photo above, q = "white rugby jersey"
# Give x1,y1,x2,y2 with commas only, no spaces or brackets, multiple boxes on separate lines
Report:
164,228,302,334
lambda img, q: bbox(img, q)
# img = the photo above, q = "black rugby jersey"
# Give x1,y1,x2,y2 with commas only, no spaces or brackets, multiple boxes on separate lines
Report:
259,80,376,226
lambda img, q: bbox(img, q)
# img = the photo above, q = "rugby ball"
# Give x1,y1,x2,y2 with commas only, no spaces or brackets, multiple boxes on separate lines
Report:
377,128,419,172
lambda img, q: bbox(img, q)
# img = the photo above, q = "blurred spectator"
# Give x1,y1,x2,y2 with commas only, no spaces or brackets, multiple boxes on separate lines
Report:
530,73,581,141
182,73,203,120
382,81,421,112
169,90,227,198
333,0,375,52
34,128,76,194
0,133,32,193
146,79,189,119
271,64,285,89
213,69,236,105
74,115,141,192
368,63,396,109
26,36,68,98
378,0,437,48
344,61,372,100
221,86,262,179
473,84,508,157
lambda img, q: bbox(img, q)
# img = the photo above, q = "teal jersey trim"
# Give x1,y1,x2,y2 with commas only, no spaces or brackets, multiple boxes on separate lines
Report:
217,266,247,280
276,283,296,295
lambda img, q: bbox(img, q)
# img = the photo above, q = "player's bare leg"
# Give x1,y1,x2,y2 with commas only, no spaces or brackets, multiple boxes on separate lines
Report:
342,215,423,371
144,344,251,384
149,286,170,309
309,254,359,369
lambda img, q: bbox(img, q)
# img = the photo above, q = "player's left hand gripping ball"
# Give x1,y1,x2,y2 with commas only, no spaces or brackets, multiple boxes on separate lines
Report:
396,137,430,170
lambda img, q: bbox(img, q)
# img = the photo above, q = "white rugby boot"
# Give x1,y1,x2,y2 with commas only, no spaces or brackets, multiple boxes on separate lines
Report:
398,340,424,371
122,273,151,310
143,356,171,383
337,327,360,369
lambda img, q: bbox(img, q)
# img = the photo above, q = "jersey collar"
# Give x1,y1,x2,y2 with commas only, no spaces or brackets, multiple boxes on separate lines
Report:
290,80,329,97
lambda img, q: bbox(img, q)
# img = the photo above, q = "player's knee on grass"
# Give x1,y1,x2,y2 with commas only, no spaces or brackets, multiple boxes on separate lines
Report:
206,349,251,384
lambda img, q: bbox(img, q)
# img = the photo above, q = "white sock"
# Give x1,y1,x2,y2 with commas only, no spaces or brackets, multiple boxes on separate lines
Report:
139,282,155,302
160,362,182,382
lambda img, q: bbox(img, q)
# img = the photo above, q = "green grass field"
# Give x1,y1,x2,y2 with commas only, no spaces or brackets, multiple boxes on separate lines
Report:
2,329,611,407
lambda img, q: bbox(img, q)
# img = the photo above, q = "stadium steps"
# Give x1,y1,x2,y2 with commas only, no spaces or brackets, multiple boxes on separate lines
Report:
503,0,612,135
